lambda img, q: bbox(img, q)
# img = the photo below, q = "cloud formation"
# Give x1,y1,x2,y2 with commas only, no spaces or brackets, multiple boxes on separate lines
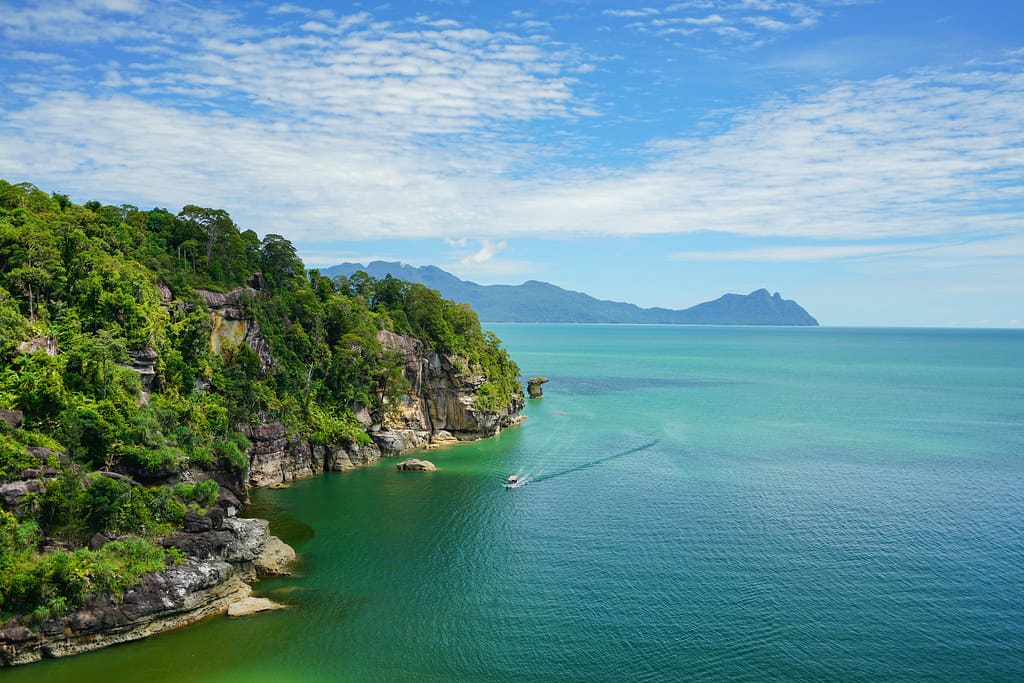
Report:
0,1,1021,263
459,239,508,266
603,0,845,46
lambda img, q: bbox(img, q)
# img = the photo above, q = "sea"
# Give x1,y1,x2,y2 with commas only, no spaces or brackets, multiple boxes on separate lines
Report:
8,325,1024,682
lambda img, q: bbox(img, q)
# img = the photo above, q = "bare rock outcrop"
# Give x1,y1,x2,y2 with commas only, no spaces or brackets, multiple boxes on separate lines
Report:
227,596,285,618
0,559,251,666
0,409,24,429
375,330,525,456
396,458,436,471
195,286,272,371
16,336,58,356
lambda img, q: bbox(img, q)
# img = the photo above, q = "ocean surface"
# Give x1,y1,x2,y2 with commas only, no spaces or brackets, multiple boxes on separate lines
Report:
9,325,1024,682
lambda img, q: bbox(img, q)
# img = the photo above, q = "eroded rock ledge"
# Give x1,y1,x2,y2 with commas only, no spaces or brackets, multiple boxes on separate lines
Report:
0,505,293,667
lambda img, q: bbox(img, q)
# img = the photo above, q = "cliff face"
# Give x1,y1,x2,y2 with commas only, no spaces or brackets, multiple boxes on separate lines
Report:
240,330,524,489
244,421,383,488
196,287,274,371
190,288,524,489
373,330,525,452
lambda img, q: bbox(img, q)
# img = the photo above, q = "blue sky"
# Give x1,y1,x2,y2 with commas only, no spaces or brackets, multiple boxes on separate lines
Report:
1,0,1022,326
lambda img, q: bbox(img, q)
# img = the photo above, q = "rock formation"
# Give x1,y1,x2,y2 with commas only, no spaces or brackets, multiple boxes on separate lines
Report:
227,596,285,618
0,409,24,429
195,286,273,371
240,330,524,488
396,458,436,471
372,329,525,453
0,498,294,667
527,377,549,398
15,336,59,356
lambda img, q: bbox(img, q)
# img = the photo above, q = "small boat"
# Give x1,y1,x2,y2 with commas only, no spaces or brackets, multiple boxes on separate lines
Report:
504,474,522,489
506,475,518,485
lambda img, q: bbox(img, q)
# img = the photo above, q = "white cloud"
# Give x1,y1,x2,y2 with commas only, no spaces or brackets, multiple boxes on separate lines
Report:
686,14,725,25
0,4,1021,262
671,243,938,261
459,239,508,266
484,69,1024,241
603,8,661,18
613,0,828,46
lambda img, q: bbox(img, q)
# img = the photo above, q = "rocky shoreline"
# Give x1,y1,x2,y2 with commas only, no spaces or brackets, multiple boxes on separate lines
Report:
246,328,525,489
0,506,294,667
0,287,525,669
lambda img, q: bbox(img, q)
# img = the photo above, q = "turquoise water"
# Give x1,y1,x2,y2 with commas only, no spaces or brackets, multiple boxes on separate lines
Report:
9,326,1024,681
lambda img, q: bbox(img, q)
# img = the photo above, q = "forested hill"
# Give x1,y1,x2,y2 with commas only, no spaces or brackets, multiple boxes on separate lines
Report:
325,261,819,325
0,179,520,627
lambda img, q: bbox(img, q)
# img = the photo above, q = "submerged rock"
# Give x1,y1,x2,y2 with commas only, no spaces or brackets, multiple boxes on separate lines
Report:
227,597,285,618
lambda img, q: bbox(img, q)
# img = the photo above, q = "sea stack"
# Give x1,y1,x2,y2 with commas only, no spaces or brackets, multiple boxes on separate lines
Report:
527,377,549,398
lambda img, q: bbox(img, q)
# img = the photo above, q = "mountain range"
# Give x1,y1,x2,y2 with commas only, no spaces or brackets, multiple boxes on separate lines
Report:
322,262,818,326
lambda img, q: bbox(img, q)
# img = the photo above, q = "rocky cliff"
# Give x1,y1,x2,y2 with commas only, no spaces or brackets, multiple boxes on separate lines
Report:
243,329,524,488
1,282,522,667
0,505,293,667
196,286,274,372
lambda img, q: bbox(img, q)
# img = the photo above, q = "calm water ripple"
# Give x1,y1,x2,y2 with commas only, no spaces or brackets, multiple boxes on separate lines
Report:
6,326,1023,682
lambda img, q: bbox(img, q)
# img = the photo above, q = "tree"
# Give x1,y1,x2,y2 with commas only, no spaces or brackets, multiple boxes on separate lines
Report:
259,234,303,291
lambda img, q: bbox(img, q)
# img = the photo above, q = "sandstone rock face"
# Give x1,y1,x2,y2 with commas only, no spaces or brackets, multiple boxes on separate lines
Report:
375,330,525,456
396,458,436,471
16,336,58,356
244,422,322,488
324,439,383,472
196,287,273,372
127,347,159,391
527,376,549,398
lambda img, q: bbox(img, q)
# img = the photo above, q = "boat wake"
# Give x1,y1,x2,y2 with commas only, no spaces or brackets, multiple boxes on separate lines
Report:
502,440,659,489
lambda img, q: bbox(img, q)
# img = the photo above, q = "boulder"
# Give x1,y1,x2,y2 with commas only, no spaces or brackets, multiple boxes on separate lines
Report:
0,480,42,509
527,376,549,398
16,336,58,356
0,409,24,429
227,596,284,618
182,510,215,534
254,536,296,577
396,458,436,472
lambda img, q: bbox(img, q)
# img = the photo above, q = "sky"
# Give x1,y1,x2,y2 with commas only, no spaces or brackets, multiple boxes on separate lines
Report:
1,1,1022,327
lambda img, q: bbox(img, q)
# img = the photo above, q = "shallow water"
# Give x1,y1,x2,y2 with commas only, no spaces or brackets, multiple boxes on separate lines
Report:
9,326,1024,681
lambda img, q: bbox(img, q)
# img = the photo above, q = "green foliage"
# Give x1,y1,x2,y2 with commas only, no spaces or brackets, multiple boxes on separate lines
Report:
212,433,250,479
0,508,173,622
173,479,219,509
307,403,370,447
0,177,523,623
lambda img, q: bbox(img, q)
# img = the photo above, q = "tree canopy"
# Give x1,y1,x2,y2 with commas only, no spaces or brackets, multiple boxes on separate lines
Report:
0,179,521,624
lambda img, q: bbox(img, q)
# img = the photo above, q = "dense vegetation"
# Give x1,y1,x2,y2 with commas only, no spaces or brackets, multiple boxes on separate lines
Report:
0,179,520,624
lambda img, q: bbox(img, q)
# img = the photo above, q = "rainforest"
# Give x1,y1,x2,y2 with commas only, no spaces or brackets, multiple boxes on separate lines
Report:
0,179,522,660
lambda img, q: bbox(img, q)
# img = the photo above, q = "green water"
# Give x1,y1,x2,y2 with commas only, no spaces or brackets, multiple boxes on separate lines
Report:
9,326,1024,681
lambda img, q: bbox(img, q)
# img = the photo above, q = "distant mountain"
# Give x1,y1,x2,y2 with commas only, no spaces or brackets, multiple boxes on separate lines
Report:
322,261,819,326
